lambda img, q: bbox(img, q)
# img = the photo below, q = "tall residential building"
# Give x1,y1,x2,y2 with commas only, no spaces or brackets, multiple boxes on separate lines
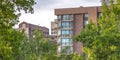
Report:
54,6,102,54
51,19,58,42
19,22,49,39
101,0,116,5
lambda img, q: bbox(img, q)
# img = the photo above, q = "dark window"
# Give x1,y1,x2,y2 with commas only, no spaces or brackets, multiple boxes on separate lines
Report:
83,13,88,28
98,12,102,19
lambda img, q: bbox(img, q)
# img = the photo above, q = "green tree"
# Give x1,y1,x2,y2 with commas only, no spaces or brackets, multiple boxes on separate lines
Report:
0,0,35,29
0,0,35,60
0,29,28,60
23,29,57,60
75,0,120,60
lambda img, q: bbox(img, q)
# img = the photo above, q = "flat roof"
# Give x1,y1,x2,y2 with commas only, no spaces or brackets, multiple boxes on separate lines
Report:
55,6,102,15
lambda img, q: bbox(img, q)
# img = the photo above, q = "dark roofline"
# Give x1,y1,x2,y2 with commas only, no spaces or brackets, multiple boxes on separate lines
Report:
55,6,102,15
19,21,49,30
55,6,101,10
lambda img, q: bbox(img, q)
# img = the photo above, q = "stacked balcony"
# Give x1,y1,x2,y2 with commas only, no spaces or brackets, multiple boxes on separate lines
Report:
57,14,73,54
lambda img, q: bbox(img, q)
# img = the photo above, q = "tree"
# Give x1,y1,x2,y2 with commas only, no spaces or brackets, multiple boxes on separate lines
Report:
23,29,57,60
74,0,120,60
0,0,35,60
0,0,35,28
0,29,28,60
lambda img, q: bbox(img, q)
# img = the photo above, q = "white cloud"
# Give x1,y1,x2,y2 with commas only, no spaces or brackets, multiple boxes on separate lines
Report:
19,10,56,29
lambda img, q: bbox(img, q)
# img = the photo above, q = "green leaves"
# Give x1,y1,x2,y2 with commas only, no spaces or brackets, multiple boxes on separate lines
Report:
0,0,35,59
0,0,35,29
74,0,120,60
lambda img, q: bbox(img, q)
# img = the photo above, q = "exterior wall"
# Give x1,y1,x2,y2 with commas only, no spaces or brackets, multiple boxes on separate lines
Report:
73,14,83,36
51,19,58,42
73,14,83,54
55,6,102,54
55,7,101,15
19,22,49,38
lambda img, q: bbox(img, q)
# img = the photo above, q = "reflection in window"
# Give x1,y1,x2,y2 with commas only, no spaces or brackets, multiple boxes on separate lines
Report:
61,30,72,35
62,15,72,20
61,38,72,46
58,22,61,27
58,15,61,21
61,22,72,28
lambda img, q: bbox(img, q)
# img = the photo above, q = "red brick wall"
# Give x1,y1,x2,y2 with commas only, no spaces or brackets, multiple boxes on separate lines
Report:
55,6,102,54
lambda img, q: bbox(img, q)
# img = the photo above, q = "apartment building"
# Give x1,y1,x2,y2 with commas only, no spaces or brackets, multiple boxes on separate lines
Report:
51,19,58,42
54,6,102,54
19,22,49,39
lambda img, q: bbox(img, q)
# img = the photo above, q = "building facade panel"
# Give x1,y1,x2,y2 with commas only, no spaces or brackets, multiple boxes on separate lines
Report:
73,14,83,36
51,19,58,42
55,7,101,15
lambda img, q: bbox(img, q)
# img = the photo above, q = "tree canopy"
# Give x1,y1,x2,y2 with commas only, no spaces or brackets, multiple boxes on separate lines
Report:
0,0,35,60
74,0,120,60
0,0,35,28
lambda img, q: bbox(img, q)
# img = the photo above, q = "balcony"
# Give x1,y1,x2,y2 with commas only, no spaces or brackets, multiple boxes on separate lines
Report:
62,19,73,22
62,27,73,30
61,34,72,38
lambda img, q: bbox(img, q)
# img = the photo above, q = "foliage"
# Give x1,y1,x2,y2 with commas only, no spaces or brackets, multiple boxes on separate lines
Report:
74,0,120,60
23,29,57,60
0,0,35,60
0,29,27,60
0,0,35,29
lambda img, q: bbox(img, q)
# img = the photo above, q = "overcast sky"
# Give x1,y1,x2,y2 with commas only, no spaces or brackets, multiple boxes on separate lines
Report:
18,0,101,31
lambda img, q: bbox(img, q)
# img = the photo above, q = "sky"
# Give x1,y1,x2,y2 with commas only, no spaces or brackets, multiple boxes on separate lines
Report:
18,0,101,32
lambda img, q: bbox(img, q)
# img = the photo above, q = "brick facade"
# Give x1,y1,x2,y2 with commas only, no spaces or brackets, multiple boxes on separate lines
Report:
55,6,102,54
19,22,49,39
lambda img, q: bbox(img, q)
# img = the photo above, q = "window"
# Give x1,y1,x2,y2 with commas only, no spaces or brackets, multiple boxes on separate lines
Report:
98,12,102,19
61,30,72,35
62,15,72,20
58,22,61,27
58,30,61,35
61,38,72,46
22,24,26,28
83,13,88,28
61,22,72,28
61,46,73,54
58,15,61,20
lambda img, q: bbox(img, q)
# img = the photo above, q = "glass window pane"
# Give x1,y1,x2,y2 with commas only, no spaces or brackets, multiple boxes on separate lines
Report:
62,15,72,20
58,22,61,27
61,22,72,28
58,15,61,19
61,30,72,35
61,38,72,46
83,13,88,28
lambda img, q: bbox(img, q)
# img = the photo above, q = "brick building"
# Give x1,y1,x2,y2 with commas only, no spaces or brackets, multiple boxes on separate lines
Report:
54,6,102,54
19,22,49,39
